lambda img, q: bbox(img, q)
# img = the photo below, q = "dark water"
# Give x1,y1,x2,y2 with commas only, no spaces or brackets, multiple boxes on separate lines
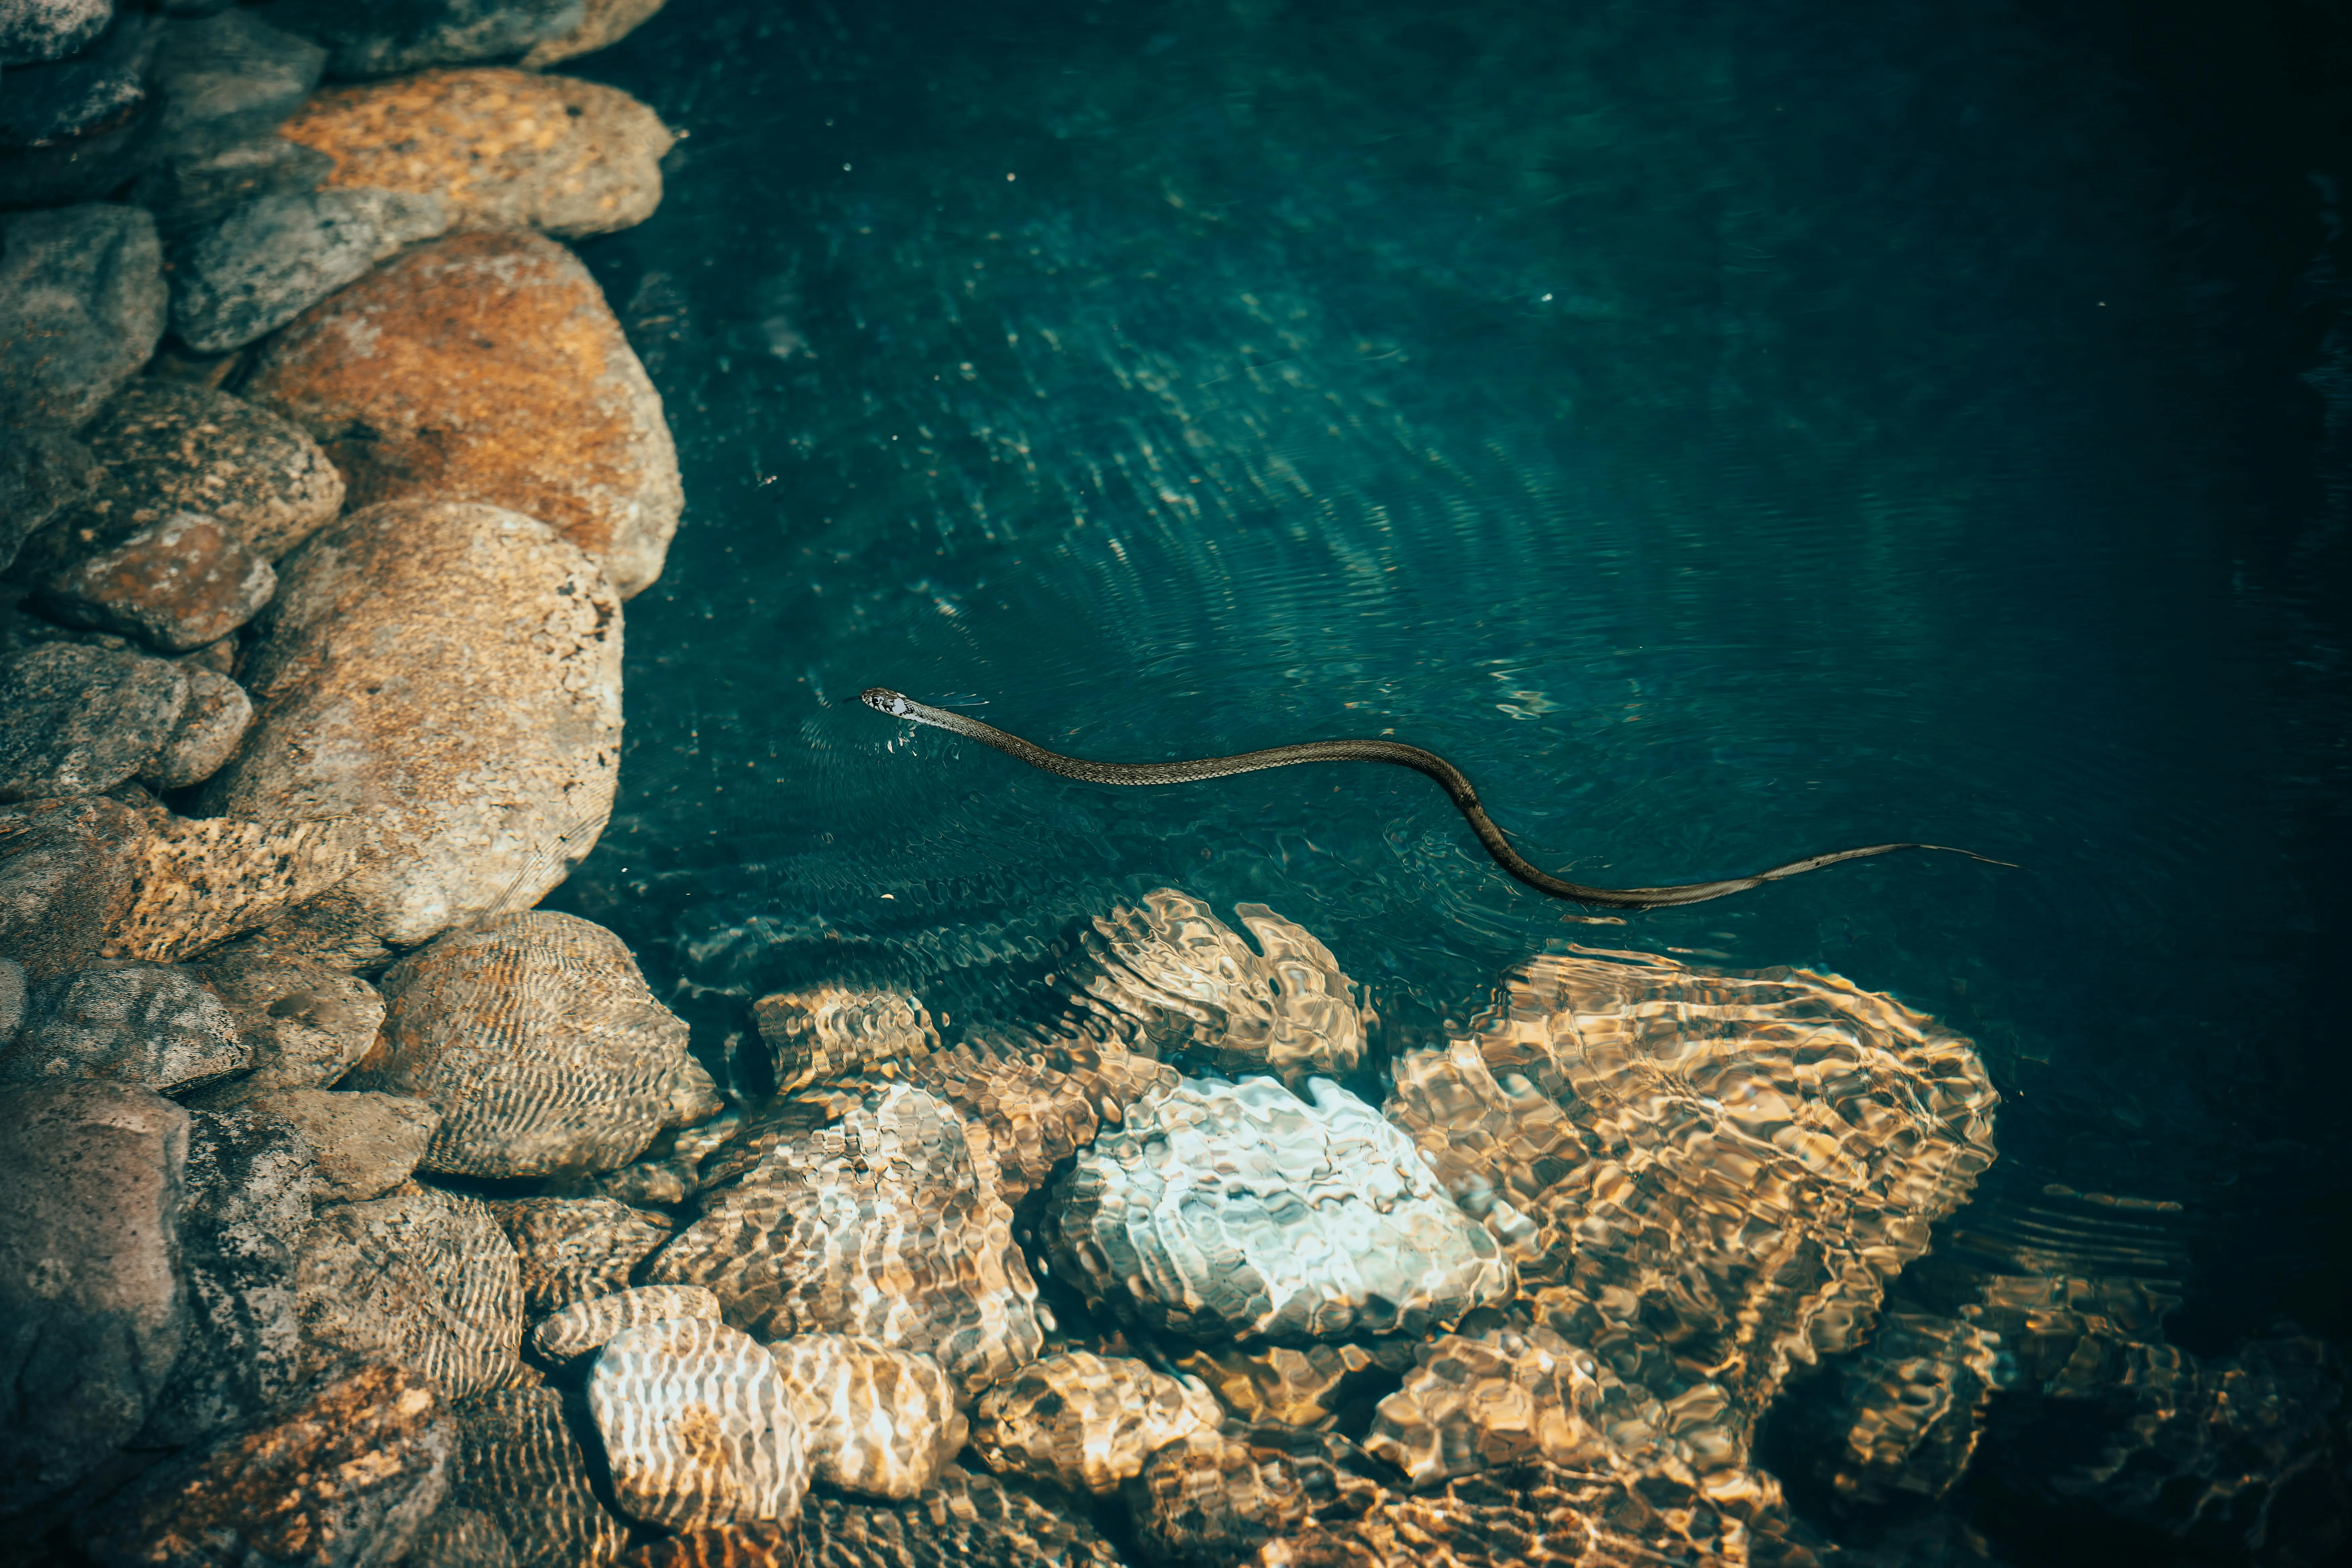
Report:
553,0,2351,1549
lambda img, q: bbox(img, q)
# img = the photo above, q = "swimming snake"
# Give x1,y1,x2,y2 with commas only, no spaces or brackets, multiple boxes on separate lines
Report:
860,687,2009,910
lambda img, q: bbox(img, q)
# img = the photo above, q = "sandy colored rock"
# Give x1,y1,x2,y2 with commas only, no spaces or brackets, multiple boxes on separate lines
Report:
297,1186,524,1399
68,381,344,562
749,984,938,1095
491,1194,676,1314
445,1386,629,1568
804,1465,1123,1568
972,1350,1223,1496
280,67,671,239
142,666,253,790
590,1316,810,1532
1172,1340,1405,1431
200,499,621,947
767,1334,966,1501
1363,1320,1614,1487
621,1522,803,1568
102,810,365,967
243,233,680,596
3,959,249,1091
912,1026,1178,1204
223,1087,439,1201
533,1283,718,1363
191,939,385,1088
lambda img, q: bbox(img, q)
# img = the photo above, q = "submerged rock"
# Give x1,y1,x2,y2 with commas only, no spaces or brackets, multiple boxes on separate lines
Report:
191,939,385,1089
407,1506,519,1568
971,1350,1222,1497
767,1333,966,1501
1361,1320,1612,1487
749,984,939,1094
0,644,188,800
0,16,157,209
1047,1074,1513,1342
0,0,113,64
206,1086,438,1202
0,204,165,430
620,1522,802,1568
0,429,96,576
445,1386,630,1568
589,1316,810,1532
912,1027,1178,1204
533,1283,719,1364
521,0,668,67
1171,1339,1409,1431
142,666,253,789
23,507,278,651
143,8,326,167
172,186,452,353
132,134,337,242
490,1195,677,1316
803,1464,1124,1568
2,958,249,1091
267,0,586,79
297,1185,525,1398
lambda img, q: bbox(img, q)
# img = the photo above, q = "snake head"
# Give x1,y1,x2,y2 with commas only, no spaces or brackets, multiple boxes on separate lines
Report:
860,687,913,717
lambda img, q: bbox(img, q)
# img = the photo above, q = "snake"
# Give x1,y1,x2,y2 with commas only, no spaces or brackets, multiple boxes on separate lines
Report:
860,687,2009,910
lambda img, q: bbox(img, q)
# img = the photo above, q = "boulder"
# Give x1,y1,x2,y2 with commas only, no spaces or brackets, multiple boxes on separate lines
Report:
767,1334,967,1500
0,794,148,981
266,0,586,79
588,1316,809,1532
971,1351,1223,1497
532,1283,719,1364
141,665,253,789
101,810,364,967
296,1185,524,1398
0,1079,188,1514
0,428,96,576
1,958,249,1091
143,8,326,167
188,937,385,1088
354,911,714,1178
21,507,278,650
487,1194,675,1315
242,233,680,596
444,1386,629,1568
0,0,112,65
0,14,157,208
200,499,622,947
132,134,335,242
278,67,671,239
1171,1339,1411,1430
172,186,452,353
0,643,189,801
0,204,164,429
520,0,666,68
201,1086,438,1202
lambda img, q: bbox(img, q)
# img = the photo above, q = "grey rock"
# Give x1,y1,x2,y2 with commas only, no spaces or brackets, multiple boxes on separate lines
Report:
0,0,112,66
407,1506,520,1568
172,186,451,354
0,1079,189,1514
0,427,95,575
268,0,585,79
68,379,347,561
25,506,278,651
2,958,250,1091
0,204,165,431
484,1194,673,1316
0,643,188,801
0,13,156,208
137,1100,316,1446
132,134,336,242
210,1086,436,1202
297,1185,524,1398
0,792,146,982
190,939,386,1088
519,0,666,69
141,664,252,789
445,1386,629,1568
145,8,326,166
0,956,24,1044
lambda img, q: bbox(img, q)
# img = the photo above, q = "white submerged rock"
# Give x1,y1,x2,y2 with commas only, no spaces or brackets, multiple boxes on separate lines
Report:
587,1316,808,1532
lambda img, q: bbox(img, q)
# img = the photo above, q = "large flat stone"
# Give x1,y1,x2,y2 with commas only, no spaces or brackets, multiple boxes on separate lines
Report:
144,8,326,167
296,1185,524,1399
172,186,451,353
2,959,250,1092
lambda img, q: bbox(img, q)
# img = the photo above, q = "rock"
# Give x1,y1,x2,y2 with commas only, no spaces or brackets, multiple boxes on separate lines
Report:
767,1334,965,1501
1,958,249,1091
1047,1074,1514,1342
647,1084,1045,1397
64,379,348,562
489,1195,676,1315
280,67,671,239
171,186,452,353
533,1283,719,1364
1125,1426,1343,1565
78,1362,453,1568
972,1351,1222,1497
408,1506,519,1568
137,1102,315,1446
587,1106,739,1206
144,8,326,166
0,204,164,429
0,13,156,208
805,1467,1123,1568
350,912,710,1178
1361,1320,1613,1487
588,1316,810,1532
0,643,188,800
0,956,23,1044
1168,1340,1407,1431
749,985,939,1095
0,793,146,980
267,0,586,79
0,1079,187,1514
0,0,112,65
296,1185,524,1398
200,499,623,947
445,1386,629,1568
621,1523,803,1568
906,1027,1177,1204
202,1086,437,1201
103,811,365,967
243,232,680,597
1798,1310,2005,1508
141,665,252,788
22,507,278,651
520,0,665,68
190,938,384,1088
132,134,336,241
0,428,96,576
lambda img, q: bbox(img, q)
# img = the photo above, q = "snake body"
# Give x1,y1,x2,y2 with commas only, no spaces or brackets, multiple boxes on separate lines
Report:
860,687,2005,910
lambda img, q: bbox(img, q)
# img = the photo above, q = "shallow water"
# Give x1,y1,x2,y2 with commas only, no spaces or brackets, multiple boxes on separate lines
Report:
552,0,2349,1542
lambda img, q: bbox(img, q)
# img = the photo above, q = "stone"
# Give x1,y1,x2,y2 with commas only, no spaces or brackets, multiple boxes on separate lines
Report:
0,643,187,800
647,1084,1046,1396
144,8,326,166
1,958,249,1091
296,1185,524,1398
0,204,164,430
189,938,385,1088
0,1079,187,1514
804,1465,1123,1568
520,0,666,68
0,956,23,1044
0,427,96,576
488,1194,676,1314
137,1102,315,1446
23,507,278,650
971,1350,1223,1497
0,793,146,981
280,67,672,239
171,186,452,353
78,1362,453,1568
588,1316,810,1532
408,1506,519,1568
1361,1320,1613,1488
1046,1074,1514,1342
533,1283,719,1364
132,134,337,242
141,665,252,788
1799,1310,2005,1508
1169,1340,1405,1431
587,1105,740,1205
266,0,586,79
749,985,939,1095
622,1523,802,1568
0,13,155,208
1125,1427,1339,1565
908,1026,1177,1204
243,232,680,597
204,1087,438,1202
351,912,711,1178
63,379,348,562
100,810,365,967
200,499,623,947
767,1334,965,1501
445,1386,629,1568
0,0,112,65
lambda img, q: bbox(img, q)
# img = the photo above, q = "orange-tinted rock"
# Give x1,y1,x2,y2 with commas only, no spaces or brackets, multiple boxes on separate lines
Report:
242,230,680,597
279,68,671,240
619,1520,803,1568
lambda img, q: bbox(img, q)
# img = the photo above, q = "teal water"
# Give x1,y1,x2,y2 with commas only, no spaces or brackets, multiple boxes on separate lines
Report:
555,0,2350,1549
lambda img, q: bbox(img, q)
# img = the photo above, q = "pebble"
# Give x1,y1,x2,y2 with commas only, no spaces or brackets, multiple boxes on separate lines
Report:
1361,1321,1612,1487
201,499,622,948
407,1506,520,1568
280,66,672,239
266,0,587,79
0,204,165,431
171,186,452,353
142,664,253,788
588,1316,810,1532
297,1185,525,1399
243,232,682,597
0,643,188,800
1170,1339,1409,1431
0,428,96,576
621,1522,802,1568
750,983,939,1095
0,0,112,65
490,1195,677,1315
804,1464,1125,1568
521,0,668,68
1,958,250,1091
132,134,337,241
767,1333,967,1500
185,941,382,1089
445,1386,631,1568
22,507,278,651
971,1351,1223,1497
204,1086,439,1202
68,379,347,561
533,1283,720,1363
144,8,326,166
1126,1426,1335,1565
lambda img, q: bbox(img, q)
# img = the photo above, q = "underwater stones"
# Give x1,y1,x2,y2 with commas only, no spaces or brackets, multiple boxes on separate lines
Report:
620,1522,802,1568
279,68,672,239
0,1079,188,1514
521,0,667,67
0,0,112,65
0,204,165,431
445,1386,629,1568
267,0,586,79
493,1195,677,1316
0,428,96,575
766,1333,965,1501
134,135,338,243
297,1185,524,1398
23,508,278,651
646,1083,1045,1396
0,793,146,980
750,984,938,1094
1071,891,1368,1083
1362,1321,1613,1487
0,644,189,800
80,1362,453,1568
358,912,708,1178
143,8,326,167
0,15,157,209
971,1349,1223,1497
219,1087,438,1201
588,1316,810,1532
1047,1074,1513,1342
1125,1426,1340,1565
102,810,365,967
201,499,622,947
1172,1340,1410,1431
533,1283,718,1363
914,1028,1179,1204
243,231,680,597
2,958,248,1090
1801,1310,2004,1508
408,1506,519,1568
172,186,453,353
142,667,253,789
803,1464,1124,1568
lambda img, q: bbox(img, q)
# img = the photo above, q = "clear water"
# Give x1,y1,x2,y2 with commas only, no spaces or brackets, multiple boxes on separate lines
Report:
553,0,2350,1539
